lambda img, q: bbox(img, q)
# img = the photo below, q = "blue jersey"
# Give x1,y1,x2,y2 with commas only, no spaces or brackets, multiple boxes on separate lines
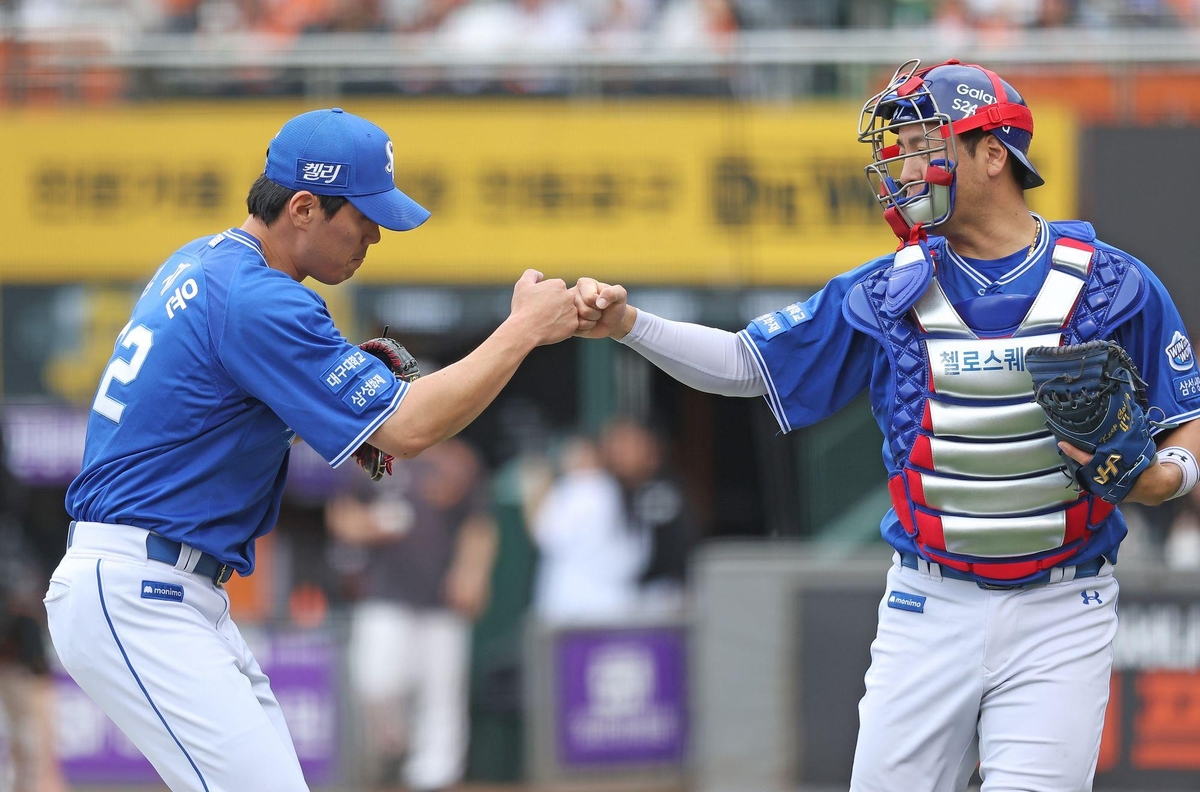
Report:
740,217,1200,562
67,228,408,574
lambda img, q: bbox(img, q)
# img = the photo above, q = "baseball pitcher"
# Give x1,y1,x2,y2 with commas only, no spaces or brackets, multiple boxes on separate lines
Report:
44,108,579,792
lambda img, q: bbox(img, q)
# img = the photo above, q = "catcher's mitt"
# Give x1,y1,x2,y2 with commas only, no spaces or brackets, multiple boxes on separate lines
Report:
1025,339,1154,504
352,336,420,481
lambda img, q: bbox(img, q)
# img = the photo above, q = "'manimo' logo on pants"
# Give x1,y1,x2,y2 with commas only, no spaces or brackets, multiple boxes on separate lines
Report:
887,591,926,613
141,580,184,602
1081,590,1103,605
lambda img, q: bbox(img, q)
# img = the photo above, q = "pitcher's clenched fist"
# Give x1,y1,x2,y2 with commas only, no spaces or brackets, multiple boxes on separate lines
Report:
508,269,580,346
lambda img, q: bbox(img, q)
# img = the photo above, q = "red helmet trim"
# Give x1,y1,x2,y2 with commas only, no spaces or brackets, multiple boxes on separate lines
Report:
904,60,1035,138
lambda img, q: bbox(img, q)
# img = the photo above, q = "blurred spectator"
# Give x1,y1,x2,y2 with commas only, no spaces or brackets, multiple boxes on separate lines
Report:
600,418,697,614
383,0,470,31
529,422,699,622
437,0,589,54
327,437,497,792
592,0,658,41
655,0,738,48
530,435,647,621
160,0,203,31
0,420,69,792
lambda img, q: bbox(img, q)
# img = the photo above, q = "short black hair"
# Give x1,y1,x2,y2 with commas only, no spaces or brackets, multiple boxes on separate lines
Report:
246,174,349,226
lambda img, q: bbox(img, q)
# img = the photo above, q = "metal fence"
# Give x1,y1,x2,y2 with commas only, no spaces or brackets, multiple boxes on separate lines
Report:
6,28,1200,103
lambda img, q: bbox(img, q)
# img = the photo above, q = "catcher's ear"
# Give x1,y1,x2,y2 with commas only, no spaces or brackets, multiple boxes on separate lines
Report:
984,135,1009,179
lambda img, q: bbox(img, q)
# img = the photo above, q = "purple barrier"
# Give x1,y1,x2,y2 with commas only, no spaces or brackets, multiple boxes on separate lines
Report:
3,404,88,486
53,627,340,785
2,403,342,492
555,626,688,768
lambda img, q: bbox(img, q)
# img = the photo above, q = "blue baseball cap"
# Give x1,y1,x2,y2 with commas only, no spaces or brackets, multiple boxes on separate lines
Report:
265,108,430,231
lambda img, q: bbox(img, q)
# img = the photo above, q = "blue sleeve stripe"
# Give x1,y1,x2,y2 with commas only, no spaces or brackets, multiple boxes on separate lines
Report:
95,560,210,792
1155,406,1200,436
329,379,409,468
737,330,792,434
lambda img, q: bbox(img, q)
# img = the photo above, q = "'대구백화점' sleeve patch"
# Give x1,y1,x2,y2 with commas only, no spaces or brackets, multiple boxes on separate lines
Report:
322,349,371,392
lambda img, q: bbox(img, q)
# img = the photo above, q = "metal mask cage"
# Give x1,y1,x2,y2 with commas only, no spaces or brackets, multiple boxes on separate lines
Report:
858,59,960,231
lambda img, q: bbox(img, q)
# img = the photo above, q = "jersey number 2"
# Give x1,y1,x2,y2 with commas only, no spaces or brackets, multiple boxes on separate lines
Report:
93,323,154,423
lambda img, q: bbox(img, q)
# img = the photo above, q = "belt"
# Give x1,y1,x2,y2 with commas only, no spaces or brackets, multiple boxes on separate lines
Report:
899,552,1105,590
66,523,235,586
146,533,235,586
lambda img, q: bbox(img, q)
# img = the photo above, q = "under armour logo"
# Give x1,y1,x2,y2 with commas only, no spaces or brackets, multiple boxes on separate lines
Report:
1081,590,1103,605
1093,453,1123,486
385,140,394,179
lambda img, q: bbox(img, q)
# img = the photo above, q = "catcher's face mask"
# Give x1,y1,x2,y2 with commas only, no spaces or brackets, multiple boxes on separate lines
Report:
859,58,1039,240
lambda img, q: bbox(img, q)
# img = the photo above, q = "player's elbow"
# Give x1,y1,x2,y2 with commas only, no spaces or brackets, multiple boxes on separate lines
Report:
392,438,430,459
369,416,436,460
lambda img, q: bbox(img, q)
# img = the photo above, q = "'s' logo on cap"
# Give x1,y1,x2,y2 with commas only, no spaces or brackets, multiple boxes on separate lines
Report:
298,160,349,188
386,140,395,181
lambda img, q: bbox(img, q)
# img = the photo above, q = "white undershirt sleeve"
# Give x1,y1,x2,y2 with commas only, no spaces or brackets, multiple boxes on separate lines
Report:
615,309,767,397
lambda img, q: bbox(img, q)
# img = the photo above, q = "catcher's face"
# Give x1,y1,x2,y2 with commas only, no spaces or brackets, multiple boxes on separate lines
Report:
303,201,382,285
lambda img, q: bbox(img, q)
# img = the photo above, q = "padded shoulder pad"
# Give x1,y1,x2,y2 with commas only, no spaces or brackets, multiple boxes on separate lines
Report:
882,241,936,319
1047,220,1096,244
1106,257,1147,331
844,278,885,337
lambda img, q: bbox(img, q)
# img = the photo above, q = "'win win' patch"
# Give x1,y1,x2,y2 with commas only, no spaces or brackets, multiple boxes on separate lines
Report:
141,581,184,603
887,590,925,613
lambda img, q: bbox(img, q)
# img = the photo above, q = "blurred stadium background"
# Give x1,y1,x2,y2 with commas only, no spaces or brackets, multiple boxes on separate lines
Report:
4,0,1200,790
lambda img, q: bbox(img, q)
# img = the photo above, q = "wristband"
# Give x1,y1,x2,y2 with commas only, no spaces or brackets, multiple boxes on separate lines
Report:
1157,446,1199,500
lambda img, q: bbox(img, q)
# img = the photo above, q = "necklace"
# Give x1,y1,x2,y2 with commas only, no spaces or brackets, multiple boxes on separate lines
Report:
1026,216,1040,260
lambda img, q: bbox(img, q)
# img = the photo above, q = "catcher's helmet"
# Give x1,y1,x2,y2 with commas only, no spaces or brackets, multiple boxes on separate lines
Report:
858,59,1041,236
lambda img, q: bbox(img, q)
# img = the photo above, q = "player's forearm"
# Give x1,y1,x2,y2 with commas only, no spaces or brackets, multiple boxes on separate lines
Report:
369,318,536,458
1128,419,1200,505
616,309,768,397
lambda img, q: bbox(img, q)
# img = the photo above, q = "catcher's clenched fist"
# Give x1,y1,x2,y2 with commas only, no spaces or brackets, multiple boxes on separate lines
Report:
1026,340,1159,503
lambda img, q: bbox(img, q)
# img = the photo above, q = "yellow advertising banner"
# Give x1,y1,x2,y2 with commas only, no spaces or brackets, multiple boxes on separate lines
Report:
2,101,1076,286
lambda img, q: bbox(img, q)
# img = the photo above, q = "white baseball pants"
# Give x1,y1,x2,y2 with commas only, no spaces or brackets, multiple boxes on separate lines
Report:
43,522,309,792
850,554,1118,792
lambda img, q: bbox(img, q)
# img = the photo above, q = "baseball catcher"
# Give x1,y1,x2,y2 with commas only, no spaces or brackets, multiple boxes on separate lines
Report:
1026,340,1161,504
352,335,421,481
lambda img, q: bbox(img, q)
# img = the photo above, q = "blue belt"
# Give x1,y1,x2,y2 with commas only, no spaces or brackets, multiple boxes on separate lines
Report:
899,552,1105,590
66,523,234,586
145,533,235,586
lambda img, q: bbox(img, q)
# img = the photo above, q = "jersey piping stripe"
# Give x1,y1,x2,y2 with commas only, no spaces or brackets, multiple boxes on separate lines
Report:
94,560,211,792
329,380,410,468
223,227,262,250
222,229,267,266
1156,406,1200,435
944,214,1050,289
737,329,791,433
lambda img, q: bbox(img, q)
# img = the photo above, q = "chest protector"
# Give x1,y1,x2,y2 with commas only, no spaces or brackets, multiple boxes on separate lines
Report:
844,221,1147,582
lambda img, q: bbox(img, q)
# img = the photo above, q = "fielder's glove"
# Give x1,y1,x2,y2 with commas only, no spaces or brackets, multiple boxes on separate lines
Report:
351,336,420,481
1025,339,1155,504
